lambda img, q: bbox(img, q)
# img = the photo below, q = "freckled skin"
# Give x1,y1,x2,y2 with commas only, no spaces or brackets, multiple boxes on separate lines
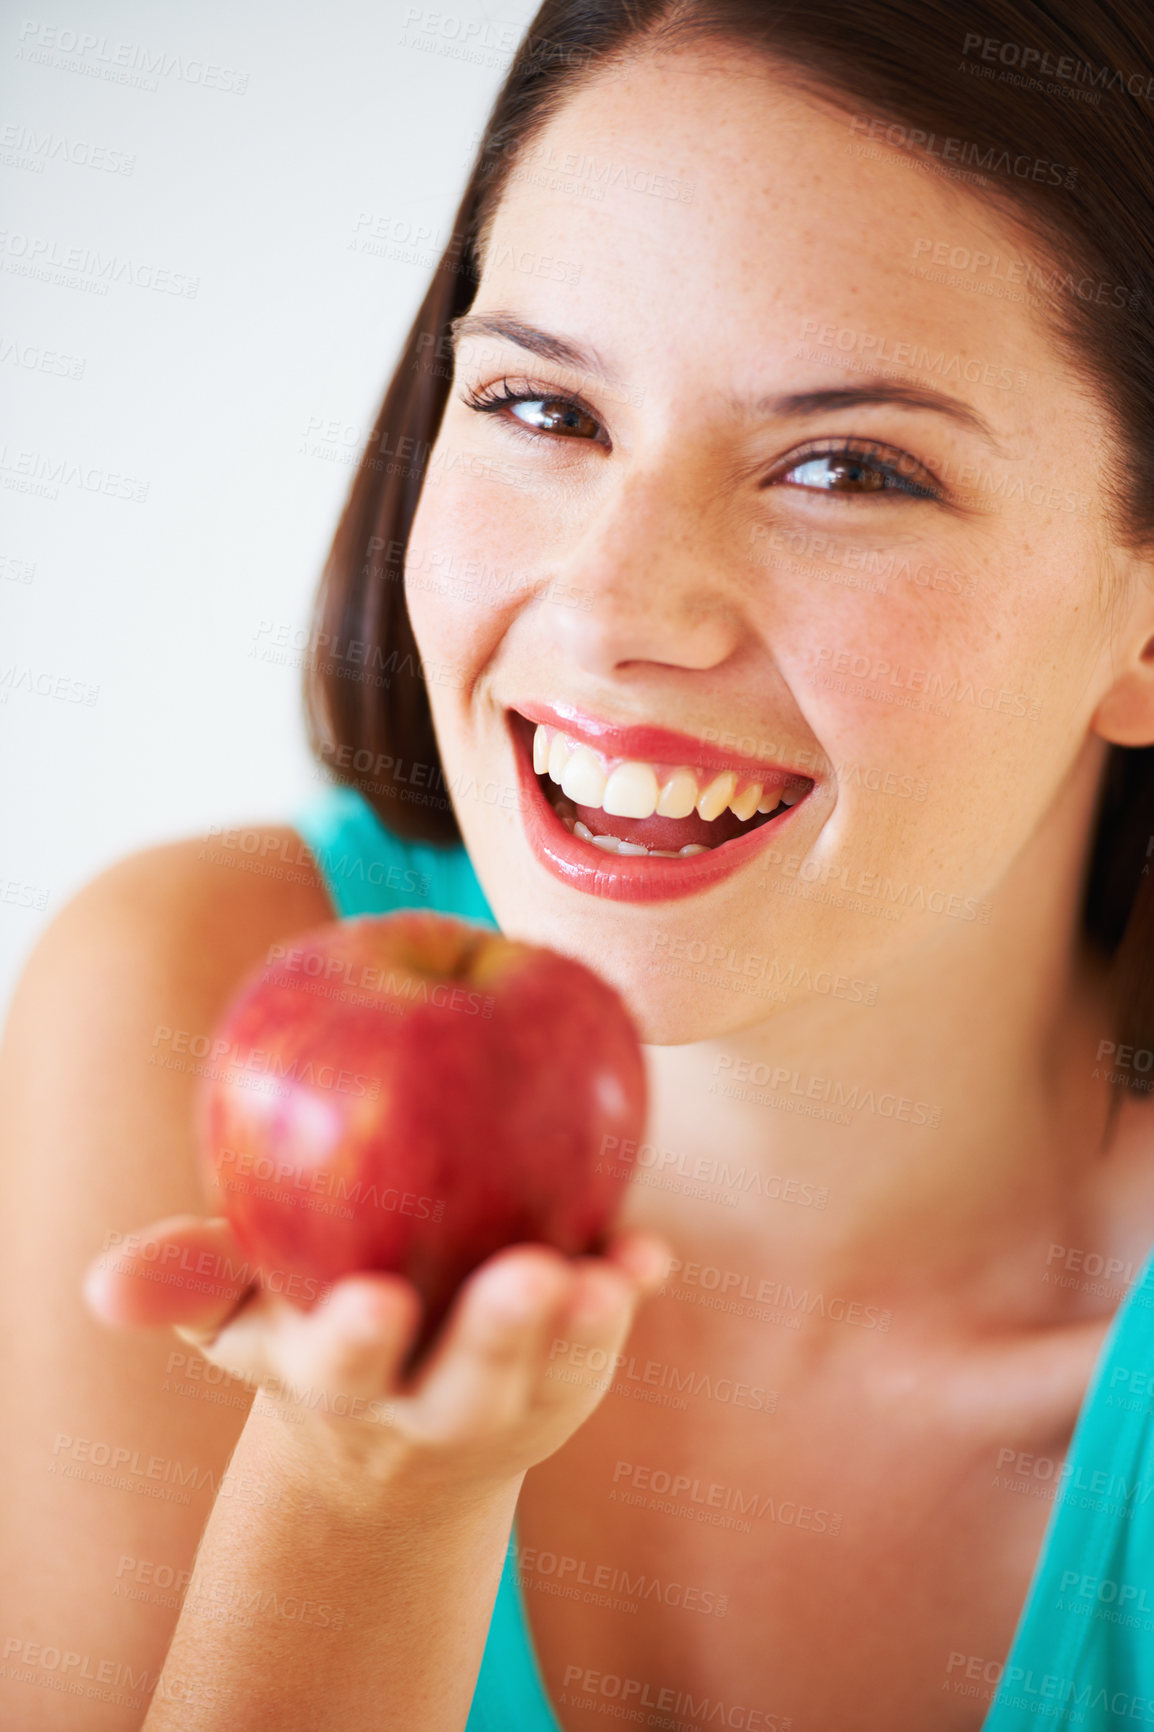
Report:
407,50,1153,1046
401,46,1154,1242
400,45,1154,1731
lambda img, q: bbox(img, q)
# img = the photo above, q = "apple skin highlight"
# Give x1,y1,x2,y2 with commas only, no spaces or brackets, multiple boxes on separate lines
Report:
198,911,648,1343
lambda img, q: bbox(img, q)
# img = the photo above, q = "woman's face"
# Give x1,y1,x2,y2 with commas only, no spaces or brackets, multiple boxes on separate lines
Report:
405,47,1143,1043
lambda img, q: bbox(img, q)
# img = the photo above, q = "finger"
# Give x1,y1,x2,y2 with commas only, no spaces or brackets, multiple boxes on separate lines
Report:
399,1247,573,1442
281,1275,422,1411
536,1257,638,1416
601,1228,675,1294
83,1215,257,1332
202,1272,420,1410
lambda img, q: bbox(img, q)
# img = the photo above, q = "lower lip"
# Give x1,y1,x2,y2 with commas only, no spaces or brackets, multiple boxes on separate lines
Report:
508,712,809,904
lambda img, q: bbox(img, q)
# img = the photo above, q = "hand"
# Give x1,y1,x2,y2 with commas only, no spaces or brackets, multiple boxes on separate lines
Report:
83,1215,672,1493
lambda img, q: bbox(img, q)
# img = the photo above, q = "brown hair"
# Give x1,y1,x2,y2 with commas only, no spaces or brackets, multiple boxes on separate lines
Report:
304,0,1154,1090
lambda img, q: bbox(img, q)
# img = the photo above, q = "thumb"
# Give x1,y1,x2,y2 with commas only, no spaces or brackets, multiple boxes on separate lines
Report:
83,1214,256,1334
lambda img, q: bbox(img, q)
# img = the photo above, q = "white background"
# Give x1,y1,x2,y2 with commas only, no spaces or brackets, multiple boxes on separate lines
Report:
0,0,539,1018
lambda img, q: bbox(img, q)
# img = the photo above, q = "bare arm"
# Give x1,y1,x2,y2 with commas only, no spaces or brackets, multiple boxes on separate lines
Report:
94,1209,663,1732
141,1397,524,1730
0,835,329,1729
0,831,666,1731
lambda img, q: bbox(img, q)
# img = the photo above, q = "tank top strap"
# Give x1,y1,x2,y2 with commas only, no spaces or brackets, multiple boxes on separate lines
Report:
979,1243,1154,1728
465,1531,561,1732
291,784,498,928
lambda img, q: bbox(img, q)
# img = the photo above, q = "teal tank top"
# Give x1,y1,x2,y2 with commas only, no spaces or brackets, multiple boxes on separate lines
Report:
293,783,1154,1731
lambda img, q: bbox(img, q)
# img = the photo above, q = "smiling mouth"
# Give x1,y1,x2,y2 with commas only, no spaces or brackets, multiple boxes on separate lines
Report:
520,714,813,859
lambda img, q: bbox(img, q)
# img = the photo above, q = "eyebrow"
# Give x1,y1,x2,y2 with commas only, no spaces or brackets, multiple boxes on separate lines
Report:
751,382,1005,450
448,312,623,388
448,312,1005,449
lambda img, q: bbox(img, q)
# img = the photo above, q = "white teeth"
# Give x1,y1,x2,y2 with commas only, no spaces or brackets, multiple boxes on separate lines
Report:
560,745,608,807
697,771,737,822
602,761,659,820
530,720,809,838
560,806,716,859
582,829,715,858
656,767,699,819
729,782,763,822
547,730,570,784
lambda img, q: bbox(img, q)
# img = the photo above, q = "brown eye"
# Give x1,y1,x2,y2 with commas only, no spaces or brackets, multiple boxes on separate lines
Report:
463,378,609,444
777,445,937,500
789,455,886,491
508,397,601,438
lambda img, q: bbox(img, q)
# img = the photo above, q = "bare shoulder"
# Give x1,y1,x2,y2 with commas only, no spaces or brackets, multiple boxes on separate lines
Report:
0,811,337,1304
0,825,335,1727
0,819,337,1208
14,822,333,999
1,822,335,1121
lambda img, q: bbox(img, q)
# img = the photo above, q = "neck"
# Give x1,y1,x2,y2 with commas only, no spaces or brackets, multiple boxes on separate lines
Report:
641,741,1123,1325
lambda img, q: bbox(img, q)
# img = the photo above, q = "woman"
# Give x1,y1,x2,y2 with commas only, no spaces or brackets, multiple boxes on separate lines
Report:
4,0,1154,1727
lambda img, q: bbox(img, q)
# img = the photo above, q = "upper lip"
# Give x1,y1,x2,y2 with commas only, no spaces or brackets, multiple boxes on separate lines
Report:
511,699,815,782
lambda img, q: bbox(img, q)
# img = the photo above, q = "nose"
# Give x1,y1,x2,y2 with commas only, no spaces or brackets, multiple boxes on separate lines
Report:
548,465,745,679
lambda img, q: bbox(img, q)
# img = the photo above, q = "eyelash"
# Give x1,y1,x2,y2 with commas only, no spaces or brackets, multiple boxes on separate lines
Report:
460,376,942,501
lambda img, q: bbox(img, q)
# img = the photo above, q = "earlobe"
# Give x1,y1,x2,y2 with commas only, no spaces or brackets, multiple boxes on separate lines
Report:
1092,631,1154,748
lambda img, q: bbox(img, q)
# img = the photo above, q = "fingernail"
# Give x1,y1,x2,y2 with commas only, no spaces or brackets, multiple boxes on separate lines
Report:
81,1262,107,1313
570,1268,622,1326
481,1262,552,1319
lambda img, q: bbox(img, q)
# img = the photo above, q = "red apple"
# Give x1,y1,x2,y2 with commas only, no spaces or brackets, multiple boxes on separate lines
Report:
198,912,646,1343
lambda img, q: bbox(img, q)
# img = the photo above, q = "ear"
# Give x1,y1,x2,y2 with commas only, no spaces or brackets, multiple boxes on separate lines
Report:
1091,556,1154,747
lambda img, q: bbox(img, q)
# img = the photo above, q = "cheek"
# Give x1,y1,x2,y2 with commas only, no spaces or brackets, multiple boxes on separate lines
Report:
763,538,1062,777
404,455,538,663
758,569,975,785
755,559,1079,881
